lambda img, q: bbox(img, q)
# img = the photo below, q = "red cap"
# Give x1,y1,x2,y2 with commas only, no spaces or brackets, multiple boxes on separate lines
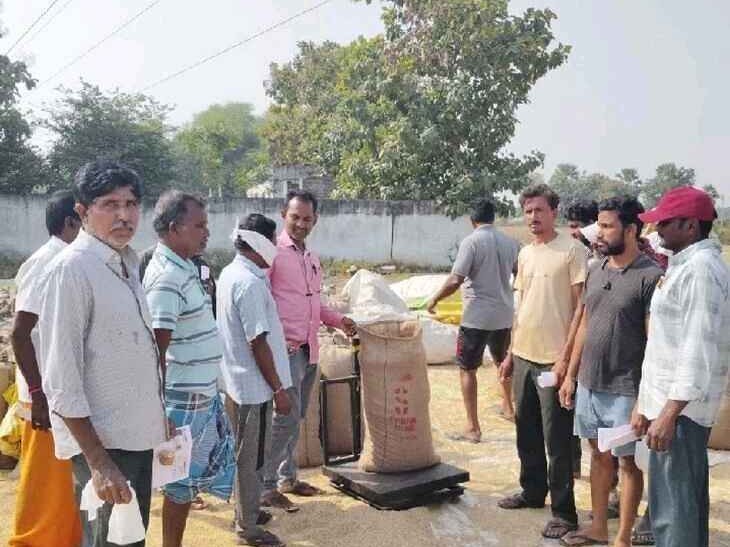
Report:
638,186,716,224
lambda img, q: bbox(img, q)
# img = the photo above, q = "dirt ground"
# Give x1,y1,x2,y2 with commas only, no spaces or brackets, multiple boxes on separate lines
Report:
2,363,730,546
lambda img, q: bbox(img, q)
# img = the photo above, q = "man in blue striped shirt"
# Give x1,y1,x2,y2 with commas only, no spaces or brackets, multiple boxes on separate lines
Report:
144,190,235,547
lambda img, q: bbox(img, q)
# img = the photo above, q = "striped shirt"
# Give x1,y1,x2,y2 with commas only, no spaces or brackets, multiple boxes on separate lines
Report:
144,243,222,397
638,239,730,427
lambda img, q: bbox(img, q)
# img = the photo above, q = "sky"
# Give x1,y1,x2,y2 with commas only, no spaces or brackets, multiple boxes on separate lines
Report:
2,0,730,199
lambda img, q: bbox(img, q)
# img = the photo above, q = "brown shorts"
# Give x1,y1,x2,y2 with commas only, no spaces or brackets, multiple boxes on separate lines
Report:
456,326,511,370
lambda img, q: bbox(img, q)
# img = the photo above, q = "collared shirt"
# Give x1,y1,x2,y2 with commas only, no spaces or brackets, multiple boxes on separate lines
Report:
638,239,730,427
39,230,167,460
452,224,520,331
268,229,344,364
579,254,663,397
14,236,68,405
512,231,588,364
217,255,292,405
143,243,222,397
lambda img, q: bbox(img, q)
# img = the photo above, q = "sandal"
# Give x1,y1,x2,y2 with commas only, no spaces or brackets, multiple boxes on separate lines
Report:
542,517,578,539
446,431,482,444
497,492,545,510
631,530,655,545
559,531,608,546
229,512,274,532
261,491,300,513
191,495,208,510
237,529,286,547
279,480,322,497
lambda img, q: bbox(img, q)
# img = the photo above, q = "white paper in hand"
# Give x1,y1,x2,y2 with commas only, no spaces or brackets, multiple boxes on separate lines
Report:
80,480,147,545
152,425,193,489
597,424,639,453
635,439,650,473
537,371,557,388
80,480,104,521
200,265,210,281
107,484,146,544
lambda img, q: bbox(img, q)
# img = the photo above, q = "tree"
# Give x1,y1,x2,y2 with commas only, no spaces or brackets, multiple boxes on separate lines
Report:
702,184,721,204
548,164,587,207
263,0,570,215
641,163,695,207
43,82,176,198
0,29,51,193
174,102,268,197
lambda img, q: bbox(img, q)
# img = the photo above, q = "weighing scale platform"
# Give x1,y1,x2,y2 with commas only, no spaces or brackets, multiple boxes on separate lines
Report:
322,461,469,510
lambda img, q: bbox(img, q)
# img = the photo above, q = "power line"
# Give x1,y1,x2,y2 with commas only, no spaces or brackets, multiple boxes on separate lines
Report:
5,0,61,55
22,0,75,49
140,0,333,93
36,0,163,89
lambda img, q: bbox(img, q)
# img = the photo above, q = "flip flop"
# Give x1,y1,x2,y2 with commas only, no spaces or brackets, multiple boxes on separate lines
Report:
542,517,578,539
446,432,481,444
560,532,609,546
237,530,286,547
191,495,208,510
497,493,545,510
631,530,655,545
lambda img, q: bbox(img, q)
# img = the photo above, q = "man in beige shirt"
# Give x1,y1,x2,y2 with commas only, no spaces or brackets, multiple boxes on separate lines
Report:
497,183,587,541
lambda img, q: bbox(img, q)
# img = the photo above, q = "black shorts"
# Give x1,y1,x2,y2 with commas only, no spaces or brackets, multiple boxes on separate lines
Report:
456,326,511,370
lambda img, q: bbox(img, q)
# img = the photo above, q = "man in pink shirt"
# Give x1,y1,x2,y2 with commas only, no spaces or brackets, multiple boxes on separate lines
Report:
262,190,355,511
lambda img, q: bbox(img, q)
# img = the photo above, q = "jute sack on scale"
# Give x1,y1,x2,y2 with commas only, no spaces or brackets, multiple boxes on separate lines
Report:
357,320,440,473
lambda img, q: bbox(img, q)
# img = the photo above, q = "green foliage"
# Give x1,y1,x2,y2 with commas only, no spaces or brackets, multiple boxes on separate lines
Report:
548,163,641,212
0,36,51,194
263,0,570,216
703,184,720,203
641,163,695,208
43,81,176,198
174,102,269,197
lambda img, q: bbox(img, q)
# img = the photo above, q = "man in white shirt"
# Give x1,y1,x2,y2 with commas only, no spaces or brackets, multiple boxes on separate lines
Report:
40,160,168,547
217,213,292,547
632,186,730,547
9,190,81,547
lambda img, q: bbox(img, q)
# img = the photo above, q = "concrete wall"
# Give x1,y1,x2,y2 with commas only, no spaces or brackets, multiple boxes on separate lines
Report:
0,195,474,267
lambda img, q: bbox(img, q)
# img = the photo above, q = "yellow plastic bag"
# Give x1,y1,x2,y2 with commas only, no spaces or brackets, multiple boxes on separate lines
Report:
0,383,22,459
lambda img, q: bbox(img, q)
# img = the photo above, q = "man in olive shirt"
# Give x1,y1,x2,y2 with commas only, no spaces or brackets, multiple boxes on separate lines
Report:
498,183,587,541
559,196,662,547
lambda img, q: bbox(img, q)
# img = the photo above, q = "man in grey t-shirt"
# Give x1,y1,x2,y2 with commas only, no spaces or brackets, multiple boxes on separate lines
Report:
559,196,662,547
427,199,519,442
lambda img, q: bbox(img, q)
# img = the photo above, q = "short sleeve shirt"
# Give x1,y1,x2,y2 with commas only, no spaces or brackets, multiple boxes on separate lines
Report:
512,231,588,364
14,236,68,403
217,255,292,405
143,243,222,397
451,225,520,331
578,254,663,397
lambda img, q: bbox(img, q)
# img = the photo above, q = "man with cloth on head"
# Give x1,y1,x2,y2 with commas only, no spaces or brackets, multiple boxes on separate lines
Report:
143,190,235,547
218,214,293,547
262,189,356,512
632,186,730,547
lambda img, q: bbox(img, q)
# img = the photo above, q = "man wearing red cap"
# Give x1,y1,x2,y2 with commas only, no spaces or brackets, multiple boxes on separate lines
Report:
631,186,730,547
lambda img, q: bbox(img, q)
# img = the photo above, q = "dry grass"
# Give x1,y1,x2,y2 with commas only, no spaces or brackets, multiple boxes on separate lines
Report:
3,365,730,546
